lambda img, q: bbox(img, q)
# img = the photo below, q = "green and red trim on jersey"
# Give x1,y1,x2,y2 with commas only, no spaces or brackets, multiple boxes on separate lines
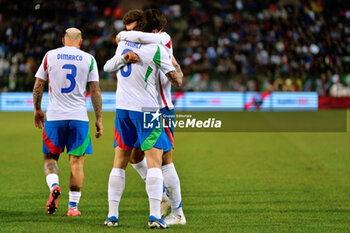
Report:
153,45,161,67
89,57,94,72
165,37,172,49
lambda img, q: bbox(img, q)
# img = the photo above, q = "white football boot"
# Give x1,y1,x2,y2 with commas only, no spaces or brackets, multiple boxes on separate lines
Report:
164,213,186,225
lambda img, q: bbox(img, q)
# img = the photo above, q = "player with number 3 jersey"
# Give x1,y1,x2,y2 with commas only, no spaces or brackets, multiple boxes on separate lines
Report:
33,28,103,217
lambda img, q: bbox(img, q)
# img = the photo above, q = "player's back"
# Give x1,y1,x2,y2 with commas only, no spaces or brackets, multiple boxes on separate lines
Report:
36,46,98,121
115,41,174,112
117,31,175,110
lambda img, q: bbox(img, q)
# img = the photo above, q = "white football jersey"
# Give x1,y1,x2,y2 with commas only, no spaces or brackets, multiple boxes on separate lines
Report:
117,31,174,109
104,40,174,111
35,46,99,121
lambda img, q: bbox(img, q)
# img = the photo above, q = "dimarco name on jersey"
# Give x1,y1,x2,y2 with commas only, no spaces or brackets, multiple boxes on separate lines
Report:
57,53,83,61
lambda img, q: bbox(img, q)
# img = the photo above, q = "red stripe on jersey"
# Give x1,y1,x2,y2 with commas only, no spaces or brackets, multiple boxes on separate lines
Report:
114,127,131,151
165,37,172,49
47,73,52,93
158,73,168,107
43,130,63,154
43,54,48,71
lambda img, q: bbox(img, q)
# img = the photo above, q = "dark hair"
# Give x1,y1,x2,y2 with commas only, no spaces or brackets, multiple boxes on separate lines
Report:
122,9,143,26
139,9,167,32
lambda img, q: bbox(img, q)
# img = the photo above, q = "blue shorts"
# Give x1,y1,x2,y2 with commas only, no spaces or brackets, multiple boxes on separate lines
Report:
133,107,174,151
43,120,92,156
113,109,170,151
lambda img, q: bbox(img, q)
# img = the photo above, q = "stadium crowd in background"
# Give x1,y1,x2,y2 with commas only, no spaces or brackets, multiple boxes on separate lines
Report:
1,0,350,96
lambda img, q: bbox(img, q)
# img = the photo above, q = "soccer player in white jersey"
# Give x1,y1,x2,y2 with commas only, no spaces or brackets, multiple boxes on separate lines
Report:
111,9,172,220
115,9,186,225
33,28,103,217
103,10,183,229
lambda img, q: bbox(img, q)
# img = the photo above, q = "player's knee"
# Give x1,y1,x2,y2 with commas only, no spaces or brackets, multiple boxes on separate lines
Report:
69,155,84,168
44,153,59,161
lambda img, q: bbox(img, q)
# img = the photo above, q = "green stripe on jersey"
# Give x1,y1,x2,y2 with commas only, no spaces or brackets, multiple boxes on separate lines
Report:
69,130,91,156
89,57,94,72
153,45,161,67
145,66,153,85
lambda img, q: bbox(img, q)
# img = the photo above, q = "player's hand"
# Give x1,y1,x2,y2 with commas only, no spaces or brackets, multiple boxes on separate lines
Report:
115,35,120,44
95,119,103,138
34,110,45,129
124,51,139,63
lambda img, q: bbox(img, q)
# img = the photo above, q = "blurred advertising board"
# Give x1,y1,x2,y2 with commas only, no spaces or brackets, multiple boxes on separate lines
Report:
0,92,318,111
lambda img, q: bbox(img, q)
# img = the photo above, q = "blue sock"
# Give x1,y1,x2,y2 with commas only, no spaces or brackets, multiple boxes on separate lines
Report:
69,201,78,210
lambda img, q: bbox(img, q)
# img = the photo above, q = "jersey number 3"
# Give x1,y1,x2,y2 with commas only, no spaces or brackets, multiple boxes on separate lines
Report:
61,64,77,93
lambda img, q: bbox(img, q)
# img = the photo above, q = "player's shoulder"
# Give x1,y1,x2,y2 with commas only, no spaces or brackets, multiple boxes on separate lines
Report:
160,32,171,40
46,47,61,56
73,48,94,59
159,32,172,50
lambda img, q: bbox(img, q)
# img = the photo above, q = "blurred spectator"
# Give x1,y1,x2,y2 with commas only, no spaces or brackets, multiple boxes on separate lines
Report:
0,0,350,95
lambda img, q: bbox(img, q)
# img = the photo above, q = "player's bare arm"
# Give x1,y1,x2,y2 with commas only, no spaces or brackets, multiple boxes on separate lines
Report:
89,81,103,138
166,63,183,87
33,78,46,129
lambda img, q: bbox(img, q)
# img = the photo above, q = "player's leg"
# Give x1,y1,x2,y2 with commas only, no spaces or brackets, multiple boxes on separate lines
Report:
66,120,93,217
160,107,185,224
105,109,137,227
106,146,131,226
130,147,147,182
162,150,186,225
145,147,169,229
67,154,84,216
44,153,62,214
42,120,66,214
133,109,169,229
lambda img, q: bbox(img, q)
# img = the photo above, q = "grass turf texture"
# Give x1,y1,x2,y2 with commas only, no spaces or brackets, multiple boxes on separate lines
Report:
0,111,349,232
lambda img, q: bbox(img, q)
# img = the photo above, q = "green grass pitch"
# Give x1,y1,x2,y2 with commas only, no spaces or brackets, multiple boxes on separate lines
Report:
0,111,349,232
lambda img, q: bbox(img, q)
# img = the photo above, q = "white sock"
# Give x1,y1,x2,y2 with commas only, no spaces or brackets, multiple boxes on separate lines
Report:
108,168,125,218
162,163,184,216
146,168,163,219
131,158,148,182
108,200,119,218
68,191,81,210
46,174,59,191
